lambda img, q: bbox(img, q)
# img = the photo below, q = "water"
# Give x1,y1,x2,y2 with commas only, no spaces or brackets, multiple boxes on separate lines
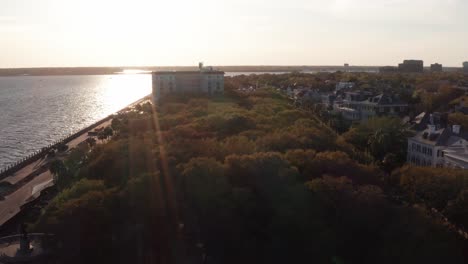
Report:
0,74,151,170
0,70,340,170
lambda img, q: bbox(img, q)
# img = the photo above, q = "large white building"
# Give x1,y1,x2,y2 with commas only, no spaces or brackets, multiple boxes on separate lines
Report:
152,64,224,103
407,124,468,168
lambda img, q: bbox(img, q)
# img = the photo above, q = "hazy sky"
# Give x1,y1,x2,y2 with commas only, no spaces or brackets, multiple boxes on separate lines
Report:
1,0,468,67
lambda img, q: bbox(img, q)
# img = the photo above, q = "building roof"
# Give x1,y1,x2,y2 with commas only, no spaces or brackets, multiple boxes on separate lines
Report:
444,147,468,164
412,126,468,146
410,112,448,131
411,127,448,146
337,107,358,113
413,112,427,125
402,60,424,65
367,93,407,106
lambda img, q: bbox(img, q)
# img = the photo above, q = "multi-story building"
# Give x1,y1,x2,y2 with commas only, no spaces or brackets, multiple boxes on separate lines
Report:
335,92,408,121
407,124,468,168
430,63,443,72
463,62,468,73
398,60,424,73
152,63,224,103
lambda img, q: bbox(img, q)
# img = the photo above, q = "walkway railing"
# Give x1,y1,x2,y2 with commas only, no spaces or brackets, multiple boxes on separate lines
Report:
0,116,112,180
0,94,150,181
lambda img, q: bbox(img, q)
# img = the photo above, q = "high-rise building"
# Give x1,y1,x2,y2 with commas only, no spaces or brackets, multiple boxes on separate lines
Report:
463,62,468,72
152,63,225,103
398,60,424,73
430,63,443,72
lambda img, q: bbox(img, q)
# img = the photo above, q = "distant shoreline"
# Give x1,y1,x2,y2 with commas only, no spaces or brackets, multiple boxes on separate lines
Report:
0,65,462,77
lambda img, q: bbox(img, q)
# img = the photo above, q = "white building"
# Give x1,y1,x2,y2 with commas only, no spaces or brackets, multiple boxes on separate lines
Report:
407,125,468,168
152,63,224,103
334,93,408,121
335,82,355,91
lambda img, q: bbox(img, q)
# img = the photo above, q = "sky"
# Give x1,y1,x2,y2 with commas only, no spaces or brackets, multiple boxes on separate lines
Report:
1,0,468,68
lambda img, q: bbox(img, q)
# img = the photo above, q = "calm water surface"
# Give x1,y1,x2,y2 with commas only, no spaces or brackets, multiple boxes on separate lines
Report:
0,71,302,170
0,74,151,169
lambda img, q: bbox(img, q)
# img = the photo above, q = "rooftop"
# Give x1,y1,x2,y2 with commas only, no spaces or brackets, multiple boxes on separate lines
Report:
412,126,468,146
444,147,468,163
368,93,407,105
402,60,424,64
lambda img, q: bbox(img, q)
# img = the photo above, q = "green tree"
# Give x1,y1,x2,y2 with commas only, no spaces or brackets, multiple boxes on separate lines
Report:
49,159,69,189
86,137,97,148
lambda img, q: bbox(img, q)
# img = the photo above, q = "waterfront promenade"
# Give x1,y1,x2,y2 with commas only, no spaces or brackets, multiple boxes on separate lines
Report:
0,95,150,227
0,119,112,226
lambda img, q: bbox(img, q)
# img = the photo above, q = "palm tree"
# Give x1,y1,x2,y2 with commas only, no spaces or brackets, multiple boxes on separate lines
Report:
49,159,66,176
86,137,97,148
49,159,67,188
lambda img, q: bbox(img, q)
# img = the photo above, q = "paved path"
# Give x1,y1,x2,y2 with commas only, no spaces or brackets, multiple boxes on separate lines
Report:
0,96,149,227
0,119,112,226
0,171,52,226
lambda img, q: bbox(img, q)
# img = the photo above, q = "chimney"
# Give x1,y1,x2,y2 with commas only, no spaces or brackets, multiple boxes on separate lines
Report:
453,125,461,134
428,125,436,133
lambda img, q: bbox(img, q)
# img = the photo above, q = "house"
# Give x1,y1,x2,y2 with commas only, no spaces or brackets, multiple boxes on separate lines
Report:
334,92,408,121
152,63,224,103
335,82,355,91
407,124,468,168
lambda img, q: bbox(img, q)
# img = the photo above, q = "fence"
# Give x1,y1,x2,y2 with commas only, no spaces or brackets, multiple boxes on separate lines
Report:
0,116,112,180
0,94,150,181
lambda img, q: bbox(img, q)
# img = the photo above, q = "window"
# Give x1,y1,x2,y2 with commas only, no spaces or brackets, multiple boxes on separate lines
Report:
422,147,427,154
416,145,421,152
428,148,432,156
412,143,416,151
169,82,173,92
216,82,220,90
